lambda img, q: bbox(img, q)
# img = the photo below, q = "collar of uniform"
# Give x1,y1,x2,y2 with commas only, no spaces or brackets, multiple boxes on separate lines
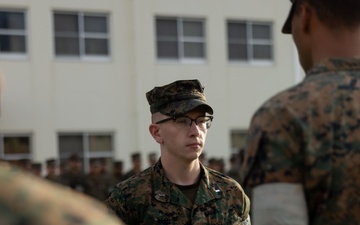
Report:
151,159,222,207
195,162,223,205
306,57,360,78
152,159,191,208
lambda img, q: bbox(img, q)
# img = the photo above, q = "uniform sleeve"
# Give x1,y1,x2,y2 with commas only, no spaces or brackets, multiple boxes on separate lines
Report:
104,185,135,225
240,103,304,188
240,103,305,224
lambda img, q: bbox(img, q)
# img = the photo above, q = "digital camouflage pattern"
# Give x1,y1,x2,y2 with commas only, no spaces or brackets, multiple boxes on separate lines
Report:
0,161,124,225
83,173,113,201
60,169,86,192
105,160,251,225
240,57,360,224
146,79,213,116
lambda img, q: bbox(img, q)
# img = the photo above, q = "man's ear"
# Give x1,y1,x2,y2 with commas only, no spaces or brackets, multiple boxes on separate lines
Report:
298,2,313,34
149,124,163,144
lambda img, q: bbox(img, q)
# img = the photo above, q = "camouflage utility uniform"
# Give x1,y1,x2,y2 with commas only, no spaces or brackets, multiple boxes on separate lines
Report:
60,170,86,192
241,57,360,224
0,162,124,225
105,160,251,224
83,173,113,201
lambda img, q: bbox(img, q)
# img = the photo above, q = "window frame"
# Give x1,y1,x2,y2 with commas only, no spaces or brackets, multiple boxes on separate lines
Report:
0,133,32,160
155,16,206,64
0,9,28,60
58,132,114,172
53,11,111,61
227,20,273,65
230,129,248,155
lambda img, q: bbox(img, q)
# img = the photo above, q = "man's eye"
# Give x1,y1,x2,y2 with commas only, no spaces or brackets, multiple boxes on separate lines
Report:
176,117,188,124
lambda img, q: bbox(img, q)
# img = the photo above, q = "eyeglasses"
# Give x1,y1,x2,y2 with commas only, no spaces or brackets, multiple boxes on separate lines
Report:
156,115,214,131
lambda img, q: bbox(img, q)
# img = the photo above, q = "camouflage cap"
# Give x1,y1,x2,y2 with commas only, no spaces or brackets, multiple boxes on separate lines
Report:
113,160,123,168
46,158,57,166
89,158,101,166
131,152,141,160
68,153,81,162
282,0,296,34
146,79,213,116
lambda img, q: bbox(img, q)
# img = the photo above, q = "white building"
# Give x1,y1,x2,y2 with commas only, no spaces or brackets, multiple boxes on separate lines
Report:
0,0,300,171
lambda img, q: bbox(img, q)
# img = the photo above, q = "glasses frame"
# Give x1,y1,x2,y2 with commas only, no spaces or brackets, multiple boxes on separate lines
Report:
155,115,214,130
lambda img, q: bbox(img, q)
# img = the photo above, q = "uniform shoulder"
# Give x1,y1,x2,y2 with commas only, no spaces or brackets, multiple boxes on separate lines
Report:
204,166,250,220
206,167,241,186
113,167,153,192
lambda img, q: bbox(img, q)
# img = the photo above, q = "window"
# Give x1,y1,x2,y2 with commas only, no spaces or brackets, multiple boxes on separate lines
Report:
156,17,206,62
53,11,110,59
0,134,32,160
227,20,273,63
230,130,247,154
58,132,114,172
0,10,27,55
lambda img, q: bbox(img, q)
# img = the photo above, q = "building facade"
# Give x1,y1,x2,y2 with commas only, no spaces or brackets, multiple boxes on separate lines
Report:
0,0,299,171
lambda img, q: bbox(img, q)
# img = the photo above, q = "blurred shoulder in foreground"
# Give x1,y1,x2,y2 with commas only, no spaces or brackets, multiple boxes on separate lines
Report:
0,161,124,225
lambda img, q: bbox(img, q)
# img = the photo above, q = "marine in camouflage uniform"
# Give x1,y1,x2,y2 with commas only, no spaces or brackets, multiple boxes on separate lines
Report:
122,152,142,180
44,158,62,184
60,154,86,192
240,0,360,224
110,160,125,187
105,159,250,224
105,79,251,224
0,161,124,225
83,159,113,201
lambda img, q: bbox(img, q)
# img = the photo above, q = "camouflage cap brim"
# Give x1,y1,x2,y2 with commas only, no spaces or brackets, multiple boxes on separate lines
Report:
159,99,213,117
282,0,296,34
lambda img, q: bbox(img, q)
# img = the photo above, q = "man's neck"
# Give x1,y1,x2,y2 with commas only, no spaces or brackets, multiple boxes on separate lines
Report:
312,27,360,66
161,157,201,186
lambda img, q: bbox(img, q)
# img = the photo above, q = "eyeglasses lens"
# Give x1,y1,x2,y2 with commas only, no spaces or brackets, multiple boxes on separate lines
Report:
174,116,212,130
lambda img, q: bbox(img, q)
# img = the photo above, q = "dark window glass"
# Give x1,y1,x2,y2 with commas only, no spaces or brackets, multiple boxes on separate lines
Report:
55,37,80,56
85,38,108,55
228,22,246,40
84,15,107,33
54,13,78,33
0,11,26,54
156,18,177,37
183,21,203,37
4,136,30,154
228,43,247,60
0,11,25,29
183,42,204,58
157,40,178,59
58,135,83,156
252,24,271,39
0,35,25,52
253,44,272,60
89,134,112,152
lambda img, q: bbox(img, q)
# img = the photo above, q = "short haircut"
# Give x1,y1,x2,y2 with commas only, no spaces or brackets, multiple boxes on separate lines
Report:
298,0,360,30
